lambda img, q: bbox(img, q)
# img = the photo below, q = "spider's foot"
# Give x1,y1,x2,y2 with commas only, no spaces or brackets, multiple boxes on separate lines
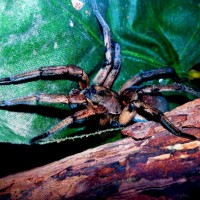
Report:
168,66,187,83
0,100,7,107
177,131,197,141
30,132,50,144
0,77,12,84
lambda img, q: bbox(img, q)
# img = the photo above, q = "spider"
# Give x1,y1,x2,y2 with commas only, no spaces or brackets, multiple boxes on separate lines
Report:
0,0,199,144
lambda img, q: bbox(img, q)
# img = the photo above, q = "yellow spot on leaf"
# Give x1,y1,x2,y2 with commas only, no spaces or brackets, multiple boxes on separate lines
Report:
188,69,200,80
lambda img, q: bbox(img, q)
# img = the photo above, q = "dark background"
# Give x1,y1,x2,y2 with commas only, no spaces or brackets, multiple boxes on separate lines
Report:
0,135,103,178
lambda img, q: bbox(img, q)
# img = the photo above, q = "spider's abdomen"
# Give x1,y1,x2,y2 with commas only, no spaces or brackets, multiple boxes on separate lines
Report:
142,95,169,113
132,95,170,122
83,85,122,115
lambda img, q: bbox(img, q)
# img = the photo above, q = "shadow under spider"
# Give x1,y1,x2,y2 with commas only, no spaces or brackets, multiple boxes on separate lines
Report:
0,104,76,119
0,103,116,134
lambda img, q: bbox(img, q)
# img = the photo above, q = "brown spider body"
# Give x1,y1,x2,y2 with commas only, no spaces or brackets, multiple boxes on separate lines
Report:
0,0,199,143
83,85,121,115
82,84,168,124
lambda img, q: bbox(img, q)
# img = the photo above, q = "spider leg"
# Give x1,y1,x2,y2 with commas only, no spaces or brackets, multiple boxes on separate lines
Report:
0,65,89,89
136,83,200,97
91,0,121,88
30,104,107,144
122,83,200,100
118,66,184,94
103,42,122,88
0,93,87,107
119,100,197,140
91,0,112,85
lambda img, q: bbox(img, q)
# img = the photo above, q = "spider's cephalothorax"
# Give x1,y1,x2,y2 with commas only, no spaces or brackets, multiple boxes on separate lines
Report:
0,0,200,144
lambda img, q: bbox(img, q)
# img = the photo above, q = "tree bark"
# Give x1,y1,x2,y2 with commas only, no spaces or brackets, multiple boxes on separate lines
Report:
0,99,200,200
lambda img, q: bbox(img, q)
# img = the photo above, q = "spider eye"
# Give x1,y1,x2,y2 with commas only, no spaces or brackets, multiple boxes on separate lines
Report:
97,90,106,96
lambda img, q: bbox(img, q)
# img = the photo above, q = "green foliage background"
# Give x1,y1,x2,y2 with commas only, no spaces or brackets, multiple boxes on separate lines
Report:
0,0,200,144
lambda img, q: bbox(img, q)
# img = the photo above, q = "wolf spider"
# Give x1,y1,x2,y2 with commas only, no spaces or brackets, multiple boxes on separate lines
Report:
0,0,199,144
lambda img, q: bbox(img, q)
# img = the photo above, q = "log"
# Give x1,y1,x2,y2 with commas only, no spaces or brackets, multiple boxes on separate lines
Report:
0,99,200,199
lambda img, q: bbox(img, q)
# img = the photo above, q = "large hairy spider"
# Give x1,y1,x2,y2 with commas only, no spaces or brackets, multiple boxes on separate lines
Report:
0,0,199,144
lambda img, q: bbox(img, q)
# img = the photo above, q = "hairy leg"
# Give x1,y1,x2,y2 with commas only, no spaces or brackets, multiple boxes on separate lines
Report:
137,83,200,97
118,66,184,94
0,65,90,89
30,104,107,144
103,42,122,88
91,0,113,85
91,0,121,88
121,83,200,101
0,93,87,107
119,100,197,140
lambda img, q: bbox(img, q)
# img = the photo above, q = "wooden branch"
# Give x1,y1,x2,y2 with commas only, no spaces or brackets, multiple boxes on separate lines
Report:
0,99,200,199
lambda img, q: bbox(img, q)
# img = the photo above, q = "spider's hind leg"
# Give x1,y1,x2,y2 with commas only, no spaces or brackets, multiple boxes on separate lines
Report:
91,0,121,88
119,100,197,140
131,100,197,140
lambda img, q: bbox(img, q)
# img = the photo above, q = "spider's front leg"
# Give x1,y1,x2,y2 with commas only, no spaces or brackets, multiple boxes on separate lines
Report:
30,104,108,144
0,65,90,89
91,0,121,88
119,100,197,140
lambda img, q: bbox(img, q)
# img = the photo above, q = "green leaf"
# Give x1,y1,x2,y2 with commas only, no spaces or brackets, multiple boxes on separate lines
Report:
107,0,200,90
0,0,200,144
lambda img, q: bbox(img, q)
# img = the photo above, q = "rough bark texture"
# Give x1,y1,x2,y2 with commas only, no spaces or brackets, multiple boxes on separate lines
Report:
0,99,200,200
